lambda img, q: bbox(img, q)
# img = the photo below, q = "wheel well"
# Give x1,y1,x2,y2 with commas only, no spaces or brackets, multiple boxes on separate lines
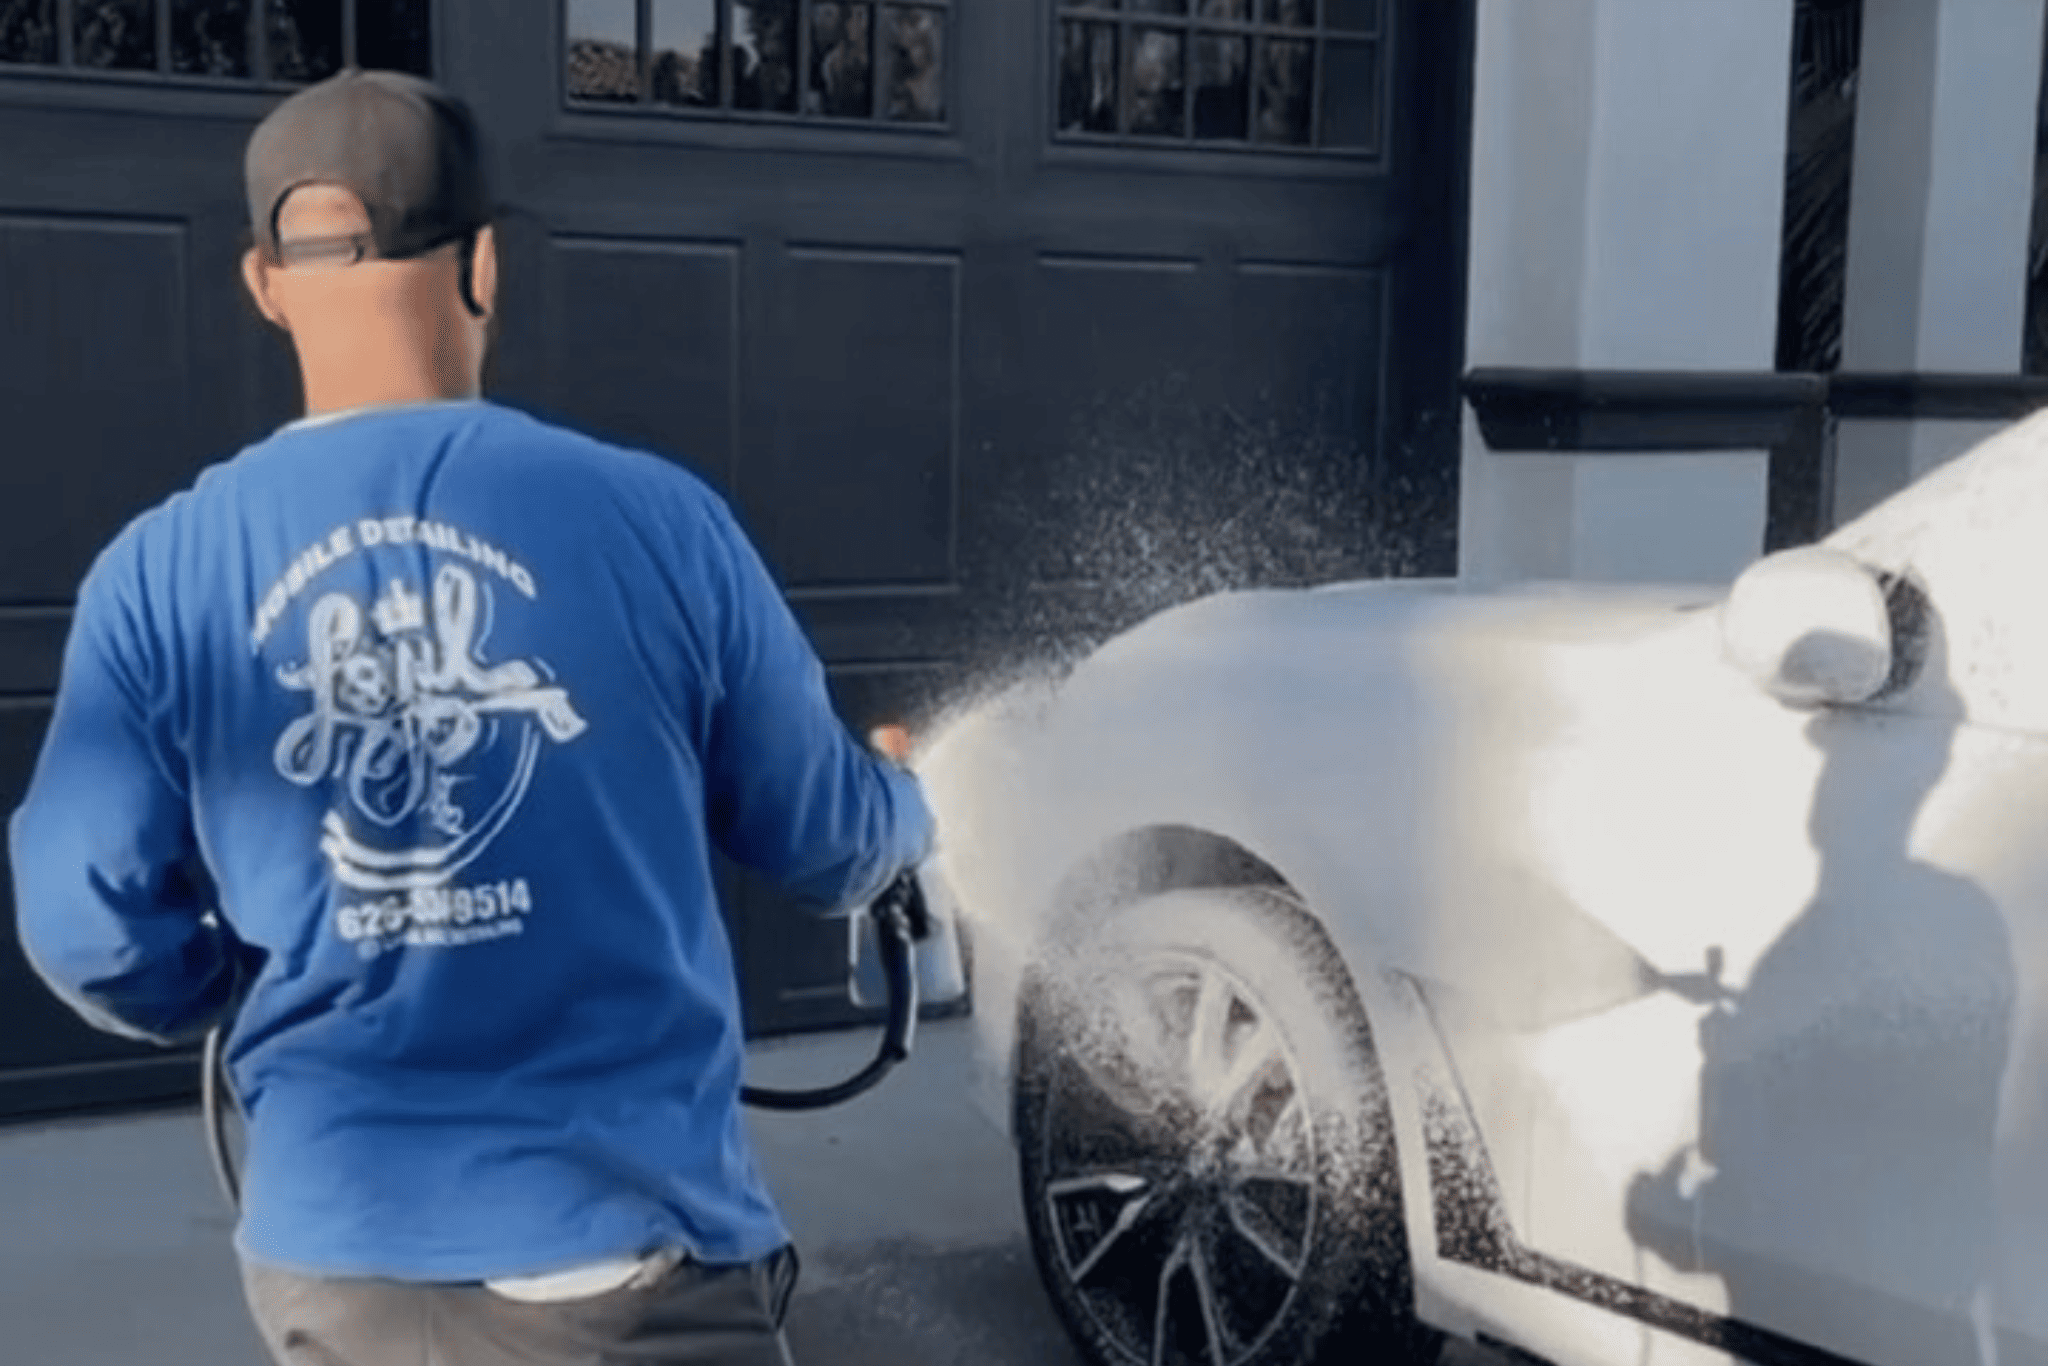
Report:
1042,824,1291,938
1037,823,1421,1175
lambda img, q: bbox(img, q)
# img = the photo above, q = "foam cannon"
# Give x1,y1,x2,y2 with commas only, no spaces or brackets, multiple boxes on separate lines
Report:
739,719,972,1107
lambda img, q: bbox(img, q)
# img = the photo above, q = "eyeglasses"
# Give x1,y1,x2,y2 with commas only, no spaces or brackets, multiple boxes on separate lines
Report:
275,232,379,270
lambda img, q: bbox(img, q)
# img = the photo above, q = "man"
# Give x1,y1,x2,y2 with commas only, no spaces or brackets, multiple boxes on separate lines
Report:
8,68,932,1366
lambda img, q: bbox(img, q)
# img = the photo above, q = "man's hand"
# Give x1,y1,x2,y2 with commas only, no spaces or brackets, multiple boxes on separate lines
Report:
868,724,914,765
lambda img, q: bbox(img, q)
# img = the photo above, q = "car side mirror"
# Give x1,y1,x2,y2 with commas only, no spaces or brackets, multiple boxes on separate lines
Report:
1720,547,1893,708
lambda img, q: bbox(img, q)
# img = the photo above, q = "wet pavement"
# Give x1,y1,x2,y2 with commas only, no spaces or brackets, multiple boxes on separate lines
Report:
0,1019,1511,1365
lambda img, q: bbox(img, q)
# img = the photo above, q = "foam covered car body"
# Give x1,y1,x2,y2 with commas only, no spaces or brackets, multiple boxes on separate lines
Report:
924,411,2048,1366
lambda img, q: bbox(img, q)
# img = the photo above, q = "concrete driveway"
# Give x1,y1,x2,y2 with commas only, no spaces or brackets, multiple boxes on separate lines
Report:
0,1020,1076,1366
0,1020,1503,1365
741,1020,1089,1365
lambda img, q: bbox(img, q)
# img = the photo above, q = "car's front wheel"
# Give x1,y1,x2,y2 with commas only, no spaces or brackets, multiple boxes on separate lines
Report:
1013,885,1440,1366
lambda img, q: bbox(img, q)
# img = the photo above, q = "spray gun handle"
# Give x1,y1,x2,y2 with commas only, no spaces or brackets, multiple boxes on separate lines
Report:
871,890,920,1065
871,867,934,942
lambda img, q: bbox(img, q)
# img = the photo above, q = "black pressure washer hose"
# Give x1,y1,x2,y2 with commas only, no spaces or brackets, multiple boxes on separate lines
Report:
740,870,929,1111
203,871,932,1214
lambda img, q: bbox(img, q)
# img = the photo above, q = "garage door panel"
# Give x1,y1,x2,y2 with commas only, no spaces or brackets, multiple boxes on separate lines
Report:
0,215,191,601
551,236,742,490
1227,262,1386,532
1231,262,1386,433
1031,253,1204,362
788,587,964,664
980,251,1394,610
0,935,148,1076
1220,262,1388,573
743,248,959,590
0,611,70,696
0,1052,200,1122
1019,254,1214,430
991,254,1219,589
0,106,249,206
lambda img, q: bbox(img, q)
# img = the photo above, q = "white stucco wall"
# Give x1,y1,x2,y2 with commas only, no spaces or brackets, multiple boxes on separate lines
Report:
1457,0,2048,577
1459,0,1793,586
1831,0,2047,524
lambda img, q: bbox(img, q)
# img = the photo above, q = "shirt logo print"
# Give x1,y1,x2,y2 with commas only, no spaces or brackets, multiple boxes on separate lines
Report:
273,562,587,892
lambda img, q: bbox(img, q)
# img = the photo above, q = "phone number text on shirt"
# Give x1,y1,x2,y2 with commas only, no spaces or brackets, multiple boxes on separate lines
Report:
338,878,535,945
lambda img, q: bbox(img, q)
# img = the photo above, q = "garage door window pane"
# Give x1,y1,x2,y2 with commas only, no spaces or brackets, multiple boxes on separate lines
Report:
1322,0,1379,33
568,0,949,127
1127,27,1184,136
1319,39,1378,150
173,0,251,76
1058,20,1119,133
882,5,942,122
1055,0,1381,153
652,0,719,105
1192,33,1246,139
733,0,798,112
8,0,423,80
1255,37,1310,144
807,1,870,117
1,0,58,63
268,0,341,82
75,0,155,70
568,0,639,100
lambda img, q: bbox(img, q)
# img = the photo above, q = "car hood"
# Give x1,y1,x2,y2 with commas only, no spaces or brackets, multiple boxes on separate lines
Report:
1069,576,1725,686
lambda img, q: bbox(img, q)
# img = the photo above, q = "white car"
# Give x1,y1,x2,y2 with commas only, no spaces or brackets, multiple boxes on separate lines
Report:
919,411,2048,1366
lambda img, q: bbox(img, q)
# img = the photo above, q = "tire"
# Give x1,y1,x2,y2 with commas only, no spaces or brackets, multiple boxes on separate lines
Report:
1014,885,1443,1366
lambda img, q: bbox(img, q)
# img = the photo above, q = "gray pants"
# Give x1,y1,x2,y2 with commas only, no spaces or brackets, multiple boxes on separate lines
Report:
241,1248,800,1366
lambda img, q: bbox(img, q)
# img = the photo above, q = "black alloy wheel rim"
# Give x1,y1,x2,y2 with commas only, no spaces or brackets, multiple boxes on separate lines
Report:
1036,951,1320,1366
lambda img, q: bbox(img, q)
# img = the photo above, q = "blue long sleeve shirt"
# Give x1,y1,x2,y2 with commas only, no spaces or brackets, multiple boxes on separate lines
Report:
8,399,933,1281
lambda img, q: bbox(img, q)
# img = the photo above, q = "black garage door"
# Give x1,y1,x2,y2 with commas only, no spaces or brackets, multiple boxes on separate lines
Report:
0,0,1469,1119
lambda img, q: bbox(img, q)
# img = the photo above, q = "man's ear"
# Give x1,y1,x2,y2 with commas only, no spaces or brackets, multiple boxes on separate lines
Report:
241,247,289,330
471,224,500,318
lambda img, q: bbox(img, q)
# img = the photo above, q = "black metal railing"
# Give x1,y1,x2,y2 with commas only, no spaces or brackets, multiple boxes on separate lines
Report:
1462,367,2048,552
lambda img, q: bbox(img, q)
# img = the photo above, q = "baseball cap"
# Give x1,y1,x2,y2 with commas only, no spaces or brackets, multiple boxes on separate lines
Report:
245,68,494,261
